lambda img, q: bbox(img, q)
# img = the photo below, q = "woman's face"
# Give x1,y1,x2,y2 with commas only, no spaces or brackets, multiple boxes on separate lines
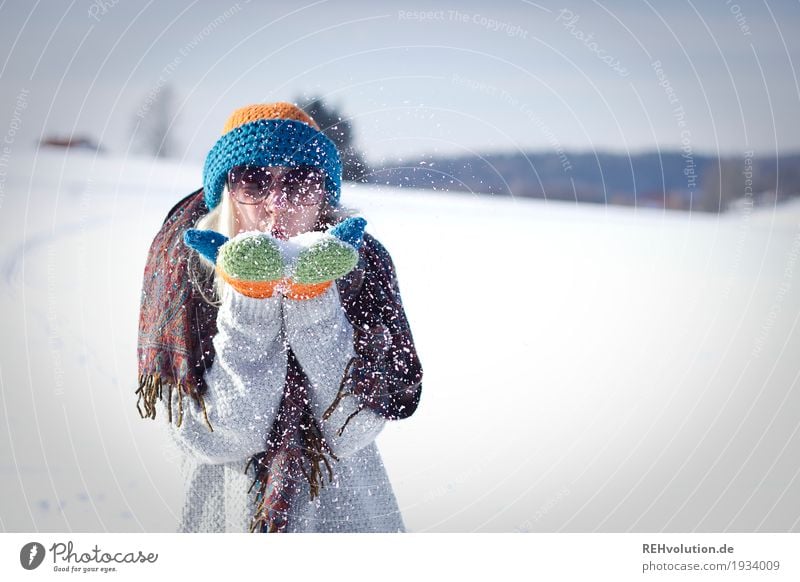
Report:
227,165,324,240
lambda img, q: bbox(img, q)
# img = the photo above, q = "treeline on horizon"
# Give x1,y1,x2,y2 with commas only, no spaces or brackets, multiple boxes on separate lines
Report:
359,151,800,213
295,97,800,214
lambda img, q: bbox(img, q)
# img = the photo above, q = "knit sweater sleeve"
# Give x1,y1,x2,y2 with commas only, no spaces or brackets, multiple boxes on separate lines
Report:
164,286,288,465
283,285,386,459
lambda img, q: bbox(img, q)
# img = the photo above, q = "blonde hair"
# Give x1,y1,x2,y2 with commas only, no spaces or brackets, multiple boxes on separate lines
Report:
188,186,361,305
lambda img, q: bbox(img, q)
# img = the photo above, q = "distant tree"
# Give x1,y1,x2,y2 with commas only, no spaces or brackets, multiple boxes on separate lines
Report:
132,83,178,158
295,95,370,182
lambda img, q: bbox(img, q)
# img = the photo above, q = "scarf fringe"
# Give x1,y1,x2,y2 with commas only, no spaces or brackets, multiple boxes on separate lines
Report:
244,421,340,533
135,373,213,432
322,356,368,437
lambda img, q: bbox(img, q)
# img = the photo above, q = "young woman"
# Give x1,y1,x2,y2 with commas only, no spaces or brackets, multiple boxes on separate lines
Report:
136,103,423,533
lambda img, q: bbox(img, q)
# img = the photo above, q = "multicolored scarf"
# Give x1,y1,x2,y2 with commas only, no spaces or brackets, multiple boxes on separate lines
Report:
136,188,423,532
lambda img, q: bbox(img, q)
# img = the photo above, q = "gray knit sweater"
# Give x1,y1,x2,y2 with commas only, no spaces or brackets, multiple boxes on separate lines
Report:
160,283,406,533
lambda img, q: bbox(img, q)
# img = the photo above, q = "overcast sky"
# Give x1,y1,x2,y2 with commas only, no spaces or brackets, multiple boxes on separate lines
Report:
1,0,799,165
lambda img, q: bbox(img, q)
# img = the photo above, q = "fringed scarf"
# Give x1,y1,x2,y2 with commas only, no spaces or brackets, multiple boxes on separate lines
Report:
136,188,423,533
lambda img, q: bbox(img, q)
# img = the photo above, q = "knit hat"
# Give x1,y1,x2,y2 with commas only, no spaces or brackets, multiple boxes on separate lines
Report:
202,102,342,210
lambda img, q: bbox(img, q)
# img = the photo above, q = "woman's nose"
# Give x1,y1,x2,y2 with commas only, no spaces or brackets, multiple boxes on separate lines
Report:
266,183,289,208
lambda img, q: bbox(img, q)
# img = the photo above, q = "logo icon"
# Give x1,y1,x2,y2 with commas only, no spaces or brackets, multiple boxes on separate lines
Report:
20,542,46,570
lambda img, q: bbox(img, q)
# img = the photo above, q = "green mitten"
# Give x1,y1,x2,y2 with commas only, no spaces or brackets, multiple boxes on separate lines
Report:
184,229,284,298
294,235,359,284
279,217,367,300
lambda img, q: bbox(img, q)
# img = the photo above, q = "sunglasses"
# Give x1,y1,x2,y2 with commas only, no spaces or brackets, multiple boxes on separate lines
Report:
226,165,325,206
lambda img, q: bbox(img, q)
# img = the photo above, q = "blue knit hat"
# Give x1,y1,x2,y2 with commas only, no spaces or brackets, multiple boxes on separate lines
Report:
202,102,342,210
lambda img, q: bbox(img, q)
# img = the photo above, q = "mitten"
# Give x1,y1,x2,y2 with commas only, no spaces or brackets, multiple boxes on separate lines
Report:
184,229,284,298
280,217,367,300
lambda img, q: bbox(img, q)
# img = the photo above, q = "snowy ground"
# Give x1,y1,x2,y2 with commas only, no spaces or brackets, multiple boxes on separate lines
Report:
1,148,799,533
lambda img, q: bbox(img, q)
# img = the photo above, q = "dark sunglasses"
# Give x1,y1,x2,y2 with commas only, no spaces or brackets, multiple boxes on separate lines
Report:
226,165,325,206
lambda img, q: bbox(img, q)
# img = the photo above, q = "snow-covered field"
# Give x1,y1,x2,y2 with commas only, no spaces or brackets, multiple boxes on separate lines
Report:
1,148,799,532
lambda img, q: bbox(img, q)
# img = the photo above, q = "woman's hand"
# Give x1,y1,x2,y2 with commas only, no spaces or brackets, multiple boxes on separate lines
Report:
183,216,367,300
184,228,284,298
280,216,367,300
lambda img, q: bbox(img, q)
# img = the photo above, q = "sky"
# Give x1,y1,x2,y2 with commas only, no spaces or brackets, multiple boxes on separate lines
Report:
1,0,799,166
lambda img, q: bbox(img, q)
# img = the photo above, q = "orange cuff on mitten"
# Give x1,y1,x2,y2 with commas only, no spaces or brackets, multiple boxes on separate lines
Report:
218,267,332,300
280,279,332,300
217,267,280,299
